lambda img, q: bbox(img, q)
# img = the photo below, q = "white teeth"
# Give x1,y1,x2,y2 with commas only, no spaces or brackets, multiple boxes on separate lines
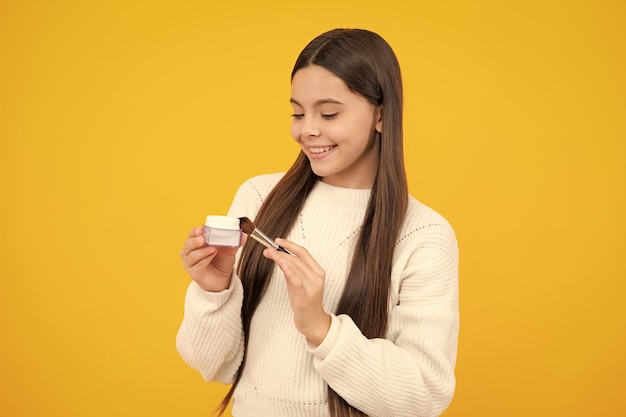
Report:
309,146,335,154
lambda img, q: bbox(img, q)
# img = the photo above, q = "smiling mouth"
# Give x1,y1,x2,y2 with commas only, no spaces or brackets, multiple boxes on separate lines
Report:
309,145,337,154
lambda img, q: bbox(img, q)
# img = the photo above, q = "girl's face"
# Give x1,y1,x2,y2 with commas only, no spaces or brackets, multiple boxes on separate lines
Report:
290,65,382,189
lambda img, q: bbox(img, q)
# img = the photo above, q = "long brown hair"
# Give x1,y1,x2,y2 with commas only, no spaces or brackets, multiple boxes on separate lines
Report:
218,28,408,417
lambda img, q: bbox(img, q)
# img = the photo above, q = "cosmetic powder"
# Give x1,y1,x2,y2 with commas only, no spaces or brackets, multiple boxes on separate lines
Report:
203,215,242,247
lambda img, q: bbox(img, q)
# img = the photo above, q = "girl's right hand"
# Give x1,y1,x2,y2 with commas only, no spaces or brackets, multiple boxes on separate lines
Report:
179,227,242,292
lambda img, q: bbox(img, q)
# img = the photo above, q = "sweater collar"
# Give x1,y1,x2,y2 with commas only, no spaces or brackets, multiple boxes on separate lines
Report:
308,179,372,211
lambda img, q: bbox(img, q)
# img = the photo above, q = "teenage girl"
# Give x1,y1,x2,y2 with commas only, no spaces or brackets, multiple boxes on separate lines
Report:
177,28,459,417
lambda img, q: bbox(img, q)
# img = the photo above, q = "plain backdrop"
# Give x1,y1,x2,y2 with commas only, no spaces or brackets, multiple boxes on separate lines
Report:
1,1,624,416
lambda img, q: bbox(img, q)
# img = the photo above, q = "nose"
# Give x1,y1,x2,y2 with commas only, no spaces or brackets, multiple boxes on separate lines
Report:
300,116,321,139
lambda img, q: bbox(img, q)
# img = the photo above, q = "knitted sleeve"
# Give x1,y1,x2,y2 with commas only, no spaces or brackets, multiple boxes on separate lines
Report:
308,220,459,417
175,173,283,383
175,278,245,383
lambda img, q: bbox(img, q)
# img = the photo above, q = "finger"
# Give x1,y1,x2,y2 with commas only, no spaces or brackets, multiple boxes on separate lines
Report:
275,238,325,276
182,245,217,269
181,227,205,257
180,234,206,258
188,226,203,238
185,252,214,273
274,238,304,256
263,247,316,294
263,247,299,277
265,244,314,281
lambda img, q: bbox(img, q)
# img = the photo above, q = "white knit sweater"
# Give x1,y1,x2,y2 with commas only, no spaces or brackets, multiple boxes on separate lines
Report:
176,173,459,417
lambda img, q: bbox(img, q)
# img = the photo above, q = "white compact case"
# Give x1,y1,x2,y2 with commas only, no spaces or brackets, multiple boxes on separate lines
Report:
203,215,242,247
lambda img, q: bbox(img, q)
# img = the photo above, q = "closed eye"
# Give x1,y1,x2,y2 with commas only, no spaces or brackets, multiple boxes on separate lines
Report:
291,113,304,119
322,113,338,120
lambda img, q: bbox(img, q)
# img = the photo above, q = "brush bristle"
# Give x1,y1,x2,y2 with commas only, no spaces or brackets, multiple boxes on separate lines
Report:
239,216,255,235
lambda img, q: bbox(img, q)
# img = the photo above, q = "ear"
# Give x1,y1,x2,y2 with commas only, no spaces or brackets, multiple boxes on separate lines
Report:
375,106,383,133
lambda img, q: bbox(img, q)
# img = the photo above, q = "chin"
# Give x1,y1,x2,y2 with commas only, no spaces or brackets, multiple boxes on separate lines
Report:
308,163,331,178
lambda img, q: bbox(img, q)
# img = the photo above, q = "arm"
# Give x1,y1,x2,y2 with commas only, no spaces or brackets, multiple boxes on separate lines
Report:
176,277,245,383
175,175,283,382
309,224,459,417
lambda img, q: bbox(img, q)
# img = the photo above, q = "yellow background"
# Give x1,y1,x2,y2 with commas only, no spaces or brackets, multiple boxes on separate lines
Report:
1,0,624,416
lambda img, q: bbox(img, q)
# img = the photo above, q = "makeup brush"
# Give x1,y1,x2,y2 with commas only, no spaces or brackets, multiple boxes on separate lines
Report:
239,217,294,255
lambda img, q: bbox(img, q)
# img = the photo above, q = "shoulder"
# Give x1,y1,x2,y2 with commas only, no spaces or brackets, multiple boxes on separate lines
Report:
228,173,285,218
396,196,458,260
235,172,285,200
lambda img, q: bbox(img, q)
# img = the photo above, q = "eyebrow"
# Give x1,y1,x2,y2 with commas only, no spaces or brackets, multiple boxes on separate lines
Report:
289,98,344,106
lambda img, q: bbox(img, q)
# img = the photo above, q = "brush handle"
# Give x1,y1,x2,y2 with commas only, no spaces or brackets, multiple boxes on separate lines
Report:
276,246,293,255
251,230,294,255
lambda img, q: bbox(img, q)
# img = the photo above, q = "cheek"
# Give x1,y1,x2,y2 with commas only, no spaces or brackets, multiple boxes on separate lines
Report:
290,123,300,142
291,120,302,143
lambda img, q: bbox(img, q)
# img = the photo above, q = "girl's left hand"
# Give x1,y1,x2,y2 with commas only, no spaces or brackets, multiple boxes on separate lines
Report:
263,238,331,346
